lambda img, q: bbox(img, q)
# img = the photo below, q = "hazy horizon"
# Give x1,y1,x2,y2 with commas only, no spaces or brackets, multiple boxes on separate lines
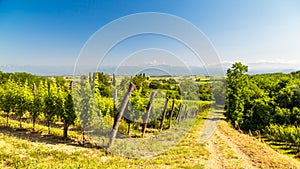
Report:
0,62,298,76
1,1,300,75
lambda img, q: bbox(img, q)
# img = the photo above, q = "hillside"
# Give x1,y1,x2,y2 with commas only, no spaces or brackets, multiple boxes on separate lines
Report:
0,108,299,169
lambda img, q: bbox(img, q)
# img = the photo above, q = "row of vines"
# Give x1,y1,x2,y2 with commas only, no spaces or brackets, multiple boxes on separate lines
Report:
0,71,214,147
266,124,300,151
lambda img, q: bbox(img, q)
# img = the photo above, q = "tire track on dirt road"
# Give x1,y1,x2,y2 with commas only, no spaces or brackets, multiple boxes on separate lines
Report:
201,109,257,169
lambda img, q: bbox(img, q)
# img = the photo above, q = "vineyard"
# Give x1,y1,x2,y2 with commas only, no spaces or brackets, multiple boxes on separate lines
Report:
1,103,299,168
1,62,300,168
0,71,214,150
266,124,300,152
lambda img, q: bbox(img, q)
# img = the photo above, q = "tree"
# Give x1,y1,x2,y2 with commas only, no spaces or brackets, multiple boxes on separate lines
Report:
74,76,99,144
199,83,212,101
112,73,116,86
149,80,162,89
54,85,66,135
212,80,226,105
14,80,33,128
94,72,111,97
291,107,300,125
180,79,199,100
225,62,249,128
0,84,3,112
44,81,58,134
55,76,67,90
167,78,177,85
131,74,149,96
30,81,46,130
0,77,16,125
62,89,76,138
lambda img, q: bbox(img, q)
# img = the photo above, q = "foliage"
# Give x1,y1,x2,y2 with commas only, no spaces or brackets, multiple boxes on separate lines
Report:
30,81,47,130
44,81,59,134
149,80,163,89
198,83,212,101
0,77,17,124
266,124,300,151
73,77,98,130
179,79,199,100
94,72,112,97
61,90,76,138
212,80,226,105
225,62,249,127
0,71,215,141
14,80,33,128
226,61,300,149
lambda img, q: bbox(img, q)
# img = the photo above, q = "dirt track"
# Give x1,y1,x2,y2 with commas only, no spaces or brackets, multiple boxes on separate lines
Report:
201,109,300,169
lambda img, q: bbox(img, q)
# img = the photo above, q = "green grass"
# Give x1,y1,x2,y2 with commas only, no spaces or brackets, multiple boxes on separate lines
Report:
0,110,210,168
109,117,198,158
218,120,300,168
0,113,82,140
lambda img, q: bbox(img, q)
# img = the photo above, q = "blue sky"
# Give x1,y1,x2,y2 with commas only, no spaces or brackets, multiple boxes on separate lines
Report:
1,0,300,72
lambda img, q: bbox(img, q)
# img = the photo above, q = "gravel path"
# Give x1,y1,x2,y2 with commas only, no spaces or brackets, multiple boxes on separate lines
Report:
199,109,222,142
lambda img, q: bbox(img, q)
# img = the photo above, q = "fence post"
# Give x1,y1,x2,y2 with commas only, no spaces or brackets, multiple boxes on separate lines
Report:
142,92,156,137
159,98,169,130
108,82,135,148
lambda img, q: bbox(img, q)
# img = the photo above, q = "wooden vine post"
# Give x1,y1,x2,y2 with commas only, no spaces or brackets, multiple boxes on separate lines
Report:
175,103,183,125
113,88,118,118
32,82,37,130
184,108,189,120
159,98,169,130
113,88,117,107
142,91,156,138
108,82,135,148
180,105,187,121
168,99,175,129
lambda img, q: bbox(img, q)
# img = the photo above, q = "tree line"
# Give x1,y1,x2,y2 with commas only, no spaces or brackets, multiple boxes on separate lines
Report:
225,62,300,151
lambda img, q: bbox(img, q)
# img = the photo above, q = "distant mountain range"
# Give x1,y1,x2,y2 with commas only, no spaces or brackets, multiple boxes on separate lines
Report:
217,62,299,75
0,63,298,76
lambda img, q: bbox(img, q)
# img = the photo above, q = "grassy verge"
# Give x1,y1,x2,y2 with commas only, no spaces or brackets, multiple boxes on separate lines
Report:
218,120,300,168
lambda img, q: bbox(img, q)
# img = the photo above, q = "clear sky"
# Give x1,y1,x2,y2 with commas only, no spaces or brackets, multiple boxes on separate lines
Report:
1,0,300,71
